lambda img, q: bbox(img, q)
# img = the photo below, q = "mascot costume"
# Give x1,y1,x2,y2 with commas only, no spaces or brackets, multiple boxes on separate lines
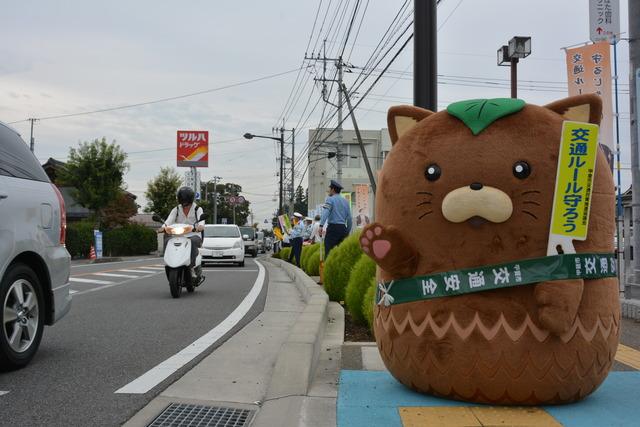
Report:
360,94,619,405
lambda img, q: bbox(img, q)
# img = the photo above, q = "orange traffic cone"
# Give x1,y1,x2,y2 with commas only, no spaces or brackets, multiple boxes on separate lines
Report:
89,245,96,260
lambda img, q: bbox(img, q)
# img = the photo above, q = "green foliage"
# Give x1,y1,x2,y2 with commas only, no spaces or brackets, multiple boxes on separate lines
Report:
446,98,525,135
58,137,129,226
65,221,96,258
279,247,292,262
103,191,139,228
199,182,250,225
103,223,157,256
271,251,281,259
345,255,377,325
306,249,321,276
302,243,321,274
362,277,377,332
144,167,183,220
323,231,363,302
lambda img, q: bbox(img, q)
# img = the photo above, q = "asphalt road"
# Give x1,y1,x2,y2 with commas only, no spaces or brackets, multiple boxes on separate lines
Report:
0,256,268,426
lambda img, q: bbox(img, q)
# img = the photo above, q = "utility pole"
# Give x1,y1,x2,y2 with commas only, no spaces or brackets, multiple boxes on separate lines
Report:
279,126,285,215
290,128,295,215
28,118,38,153
307,39,345,182
627,0,640,298
414,0,437,110
210,175,222,224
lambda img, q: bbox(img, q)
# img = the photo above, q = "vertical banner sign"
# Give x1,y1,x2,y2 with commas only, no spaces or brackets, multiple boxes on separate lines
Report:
547,121,599,256
589,0,620,44
566,42,613,168
177,130,209,167
278,215,292,234
637,69,640,144
354,184,371,228
94,230,103,259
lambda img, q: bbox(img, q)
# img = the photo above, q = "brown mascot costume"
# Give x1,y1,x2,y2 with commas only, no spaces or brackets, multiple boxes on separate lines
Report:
360,94,619,405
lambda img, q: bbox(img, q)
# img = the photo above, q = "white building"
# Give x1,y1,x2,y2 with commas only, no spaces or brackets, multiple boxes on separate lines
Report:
307,128,391,223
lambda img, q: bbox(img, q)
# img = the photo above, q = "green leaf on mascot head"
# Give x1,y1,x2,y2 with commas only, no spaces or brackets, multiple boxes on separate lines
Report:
447,98,525,135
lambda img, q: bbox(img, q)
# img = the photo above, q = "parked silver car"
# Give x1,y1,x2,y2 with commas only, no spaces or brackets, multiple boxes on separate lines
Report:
0,122,71,370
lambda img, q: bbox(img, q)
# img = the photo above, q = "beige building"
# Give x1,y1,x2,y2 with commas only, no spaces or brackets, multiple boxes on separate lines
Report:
307,128,391,223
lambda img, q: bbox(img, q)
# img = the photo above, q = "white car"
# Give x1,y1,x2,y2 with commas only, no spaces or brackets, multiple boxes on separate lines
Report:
0,121,71,370
200,225,245,267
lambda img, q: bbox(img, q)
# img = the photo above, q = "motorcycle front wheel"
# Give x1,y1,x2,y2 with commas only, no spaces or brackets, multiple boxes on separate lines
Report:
168,269,182,298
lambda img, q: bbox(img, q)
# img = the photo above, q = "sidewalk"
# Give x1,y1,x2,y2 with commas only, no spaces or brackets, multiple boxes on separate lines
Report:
124,257,343,427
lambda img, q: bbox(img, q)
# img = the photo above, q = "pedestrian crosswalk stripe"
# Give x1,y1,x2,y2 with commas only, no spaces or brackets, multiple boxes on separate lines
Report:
94,273,141,279
70,290,78,295
136,266,165,271
119,269,156,274
70,277,115,285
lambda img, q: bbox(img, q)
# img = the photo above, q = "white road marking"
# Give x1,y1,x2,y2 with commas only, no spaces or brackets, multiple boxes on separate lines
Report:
115,260,266,394
119,269,156,274
0,391,9,396
69,277,114,285
205,269,258,272
69,290,78,295
136,267,165,271
71,257,162,269
93,273,141,279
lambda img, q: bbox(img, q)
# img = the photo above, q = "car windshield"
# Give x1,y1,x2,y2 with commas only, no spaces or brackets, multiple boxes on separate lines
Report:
239,227,255,239
204,227,240,238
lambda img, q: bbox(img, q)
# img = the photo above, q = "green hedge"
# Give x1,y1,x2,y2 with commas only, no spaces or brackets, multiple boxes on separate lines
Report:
279,246,292,262
302,243,321,273
103,223,157,256
345,255,377,325
362,277,377,332
323,231,363,302
66,221,157,258
306,249,321,276
66,221,96,258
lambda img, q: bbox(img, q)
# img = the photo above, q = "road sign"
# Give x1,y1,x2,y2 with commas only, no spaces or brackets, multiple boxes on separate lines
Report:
221,218,227,224
94,230,103,259
195,192,201,200
589,0,620,44
177,130,209,167
236,196,246,204
228,195,237,204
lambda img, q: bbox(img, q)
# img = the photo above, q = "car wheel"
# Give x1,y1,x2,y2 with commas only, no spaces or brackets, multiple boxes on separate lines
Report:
238,260,245,267
0,263,45,371
252,250,257,258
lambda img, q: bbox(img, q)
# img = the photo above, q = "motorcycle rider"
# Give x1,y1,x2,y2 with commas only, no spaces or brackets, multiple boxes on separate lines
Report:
158,187,205,279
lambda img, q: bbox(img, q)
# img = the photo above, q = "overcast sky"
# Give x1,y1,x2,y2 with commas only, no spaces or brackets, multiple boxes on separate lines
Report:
1,0,632,226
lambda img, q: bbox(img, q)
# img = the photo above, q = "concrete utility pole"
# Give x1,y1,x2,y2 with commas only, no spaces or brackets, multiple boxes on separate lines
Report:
627,0,640,298
414,0,437,110
211,175,222,224
307,39,345,182
290,128,296,215
279,126,285,215
28,118,37,153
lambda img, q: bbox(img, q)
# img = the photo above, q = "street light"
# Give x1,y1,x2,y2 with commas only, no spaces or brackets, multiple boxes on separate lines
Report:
497,36,531,98
244,131,285,215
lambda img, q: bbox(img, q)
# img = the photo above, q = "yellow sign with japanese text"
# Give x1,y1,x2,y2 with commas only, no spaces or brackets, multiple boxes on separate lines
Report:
550,121,599,241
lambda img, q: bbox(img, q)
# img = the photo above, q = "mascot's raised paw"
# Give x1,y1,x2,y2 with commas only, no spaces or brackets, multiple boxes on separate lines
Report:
360,223,418,278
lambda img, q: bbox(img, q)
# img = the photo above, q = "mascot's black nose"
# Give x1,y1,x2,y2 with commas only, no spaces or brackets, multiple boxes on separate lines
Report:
470,182,483,191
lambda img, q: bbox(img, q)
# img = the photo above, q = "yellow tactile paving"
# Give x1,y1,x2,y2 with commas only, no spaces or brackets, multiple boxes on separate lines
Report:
615,343,640,370
399,406,562,427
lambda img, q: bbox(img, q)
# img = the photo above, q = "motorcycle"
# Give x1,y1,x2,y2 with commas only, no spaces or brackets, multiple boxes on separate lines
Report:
154,214,206,298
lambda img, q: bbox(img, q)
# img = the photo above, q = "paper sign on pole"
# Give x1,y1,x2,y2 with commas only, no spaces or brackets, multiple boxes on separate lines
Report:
177,130,209,167
354,184,371,228
566,42,613,169
547,121,599,256
589,0,620,44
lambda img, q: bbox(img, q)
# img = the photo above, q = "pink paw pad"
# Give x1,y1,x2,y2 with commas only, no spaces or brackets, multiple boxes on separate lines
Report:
372,240,391,259
374,227,382,236
366,230,374,239
360,237,369,246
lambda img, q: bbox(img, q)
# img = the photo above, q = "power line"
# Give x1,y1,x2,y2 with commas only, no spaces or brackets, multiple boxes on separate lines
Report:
8,66,308,124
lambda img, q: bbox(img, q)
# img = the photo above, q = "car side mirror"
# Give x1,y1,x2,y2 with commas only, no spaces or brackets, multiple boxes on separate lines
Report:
152,214,162,223
243,234,249,240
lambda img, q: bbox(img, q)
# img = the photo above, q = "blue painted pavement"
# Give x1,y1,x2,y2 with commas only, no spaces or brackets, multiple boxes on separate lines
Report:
337,370,640,427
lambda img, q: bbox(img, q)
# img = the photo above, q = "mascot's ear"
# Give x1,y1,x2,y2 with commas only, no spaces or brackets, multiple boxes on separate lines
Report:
544,94,602,125
388,105,434,145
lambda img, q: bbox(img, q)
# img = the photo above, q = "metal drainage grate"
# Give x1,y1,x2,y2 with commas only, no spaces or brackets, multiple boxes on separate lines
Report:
147,403,254,427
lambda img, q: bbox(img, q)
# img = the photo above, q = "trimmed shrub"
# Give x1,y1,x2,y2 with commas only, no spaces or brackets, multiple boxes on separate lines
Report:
306,249,321,276
323,231,363,302
103,223,157,256
279,246,292,263
302,243,321,273
345,255,377,325
271,250,281,259
65,220,96,258
362,277,377,332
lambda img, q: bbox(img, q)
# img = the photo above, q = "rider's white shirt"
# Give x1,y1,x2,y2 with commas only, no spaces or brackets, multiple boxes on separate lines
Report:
164,204,205,238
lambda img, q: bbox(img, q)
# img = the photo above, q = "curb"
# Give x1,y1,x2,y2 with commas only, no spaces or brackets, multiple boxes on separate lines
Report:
264,258,330,399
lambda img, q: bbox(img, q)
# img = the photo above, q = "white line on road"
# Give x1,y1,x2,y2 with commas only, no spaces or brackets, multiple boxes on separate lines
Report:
0,391,9,396
69,290,78,295
93,273,141,279
115,260,266,394
69,277,115,285
119,269,156,274
71,257,162,269
205,269,258,273
136,267,165,271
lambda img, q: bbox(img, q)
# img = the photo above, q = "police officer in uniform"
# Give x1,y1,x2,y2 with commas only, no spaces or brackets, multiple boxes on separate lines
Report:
319,180,352,259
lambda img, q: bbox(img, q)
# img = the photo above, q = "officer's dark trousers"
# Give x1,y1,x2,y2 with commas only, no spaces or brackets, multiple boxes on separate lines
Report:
288,237,303,266
324,223,349,259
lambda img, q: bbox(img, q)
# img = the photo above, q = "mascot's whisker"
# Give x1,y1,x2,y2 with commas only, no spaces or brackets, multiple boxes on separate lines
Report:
416,191,433,196
416,201,432,207
418,211,433,220
523,200,541,206
522,210,538,220
521,190,541,196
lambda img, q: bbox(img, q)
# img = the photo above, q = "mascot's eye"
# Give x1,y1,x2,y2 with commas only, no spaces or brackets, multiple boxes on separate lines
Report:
425,164,441,181
513,161,531,179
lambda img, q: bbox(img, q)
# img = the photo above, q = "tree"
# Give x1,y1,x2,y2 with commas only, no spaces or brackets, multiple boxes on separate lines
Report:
103,192,139,228
199,182,250,225
294,185,308,215
144,167,183,220
58,137,128,226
